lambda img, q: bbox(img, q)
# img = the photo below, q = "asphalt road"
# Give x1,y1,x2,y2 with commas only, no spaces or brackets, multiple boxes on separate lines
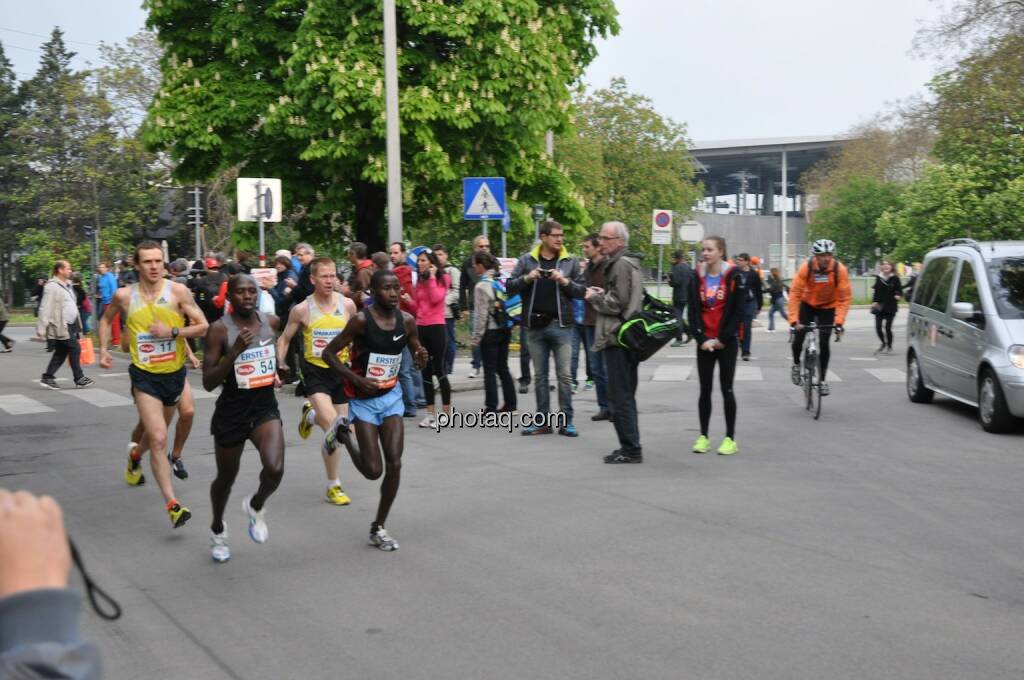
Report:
2,310,1023,680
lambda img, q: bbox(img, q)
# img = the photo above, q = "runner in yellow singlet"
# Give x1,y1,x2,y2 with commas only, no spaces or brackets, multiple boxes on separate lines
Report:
277,256,358,506
99,241,209,529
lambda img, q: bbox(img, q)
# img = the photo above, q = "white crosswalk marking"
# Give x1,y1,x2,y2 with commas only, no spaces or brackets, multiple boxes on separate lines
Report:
652,365,691,382
65,388,133,408
827,370,842,382
866,368,906,383
0,394,55,415
735,366,763,381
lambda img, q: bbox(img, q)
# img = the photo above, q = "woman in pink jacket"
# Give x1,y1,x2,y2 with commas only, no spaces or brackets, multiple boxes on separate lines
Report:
406,249,452,428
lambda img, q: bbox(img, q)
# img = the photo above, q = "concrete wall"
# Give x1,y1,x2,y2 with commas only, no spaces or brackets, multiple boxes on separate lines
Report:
683,213,808,268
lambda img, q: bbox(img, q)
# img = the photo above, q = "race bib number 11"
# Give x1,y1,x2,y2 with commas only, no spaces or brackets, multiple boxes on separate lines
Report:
136,332,177,365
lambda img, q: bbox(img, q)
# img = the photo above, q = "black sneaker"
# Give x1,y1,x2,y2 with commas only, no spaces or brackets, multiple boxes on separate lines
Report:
591,410,611,422
75,376,95,388
518,382,529,394
40,377,60,390
742,353,751,361
168,454,189,480
603,451,642,464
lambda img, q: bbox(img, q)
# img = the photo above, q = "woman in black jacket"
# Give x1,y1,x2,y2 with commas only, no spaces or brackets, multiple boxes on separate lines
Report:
871,260,902,355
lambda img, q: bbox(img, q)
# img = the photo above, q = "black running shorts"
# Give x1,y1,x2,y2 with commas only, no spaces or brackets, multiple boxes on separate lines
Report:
130,365,186,407
211,407,281,448
300,359,348,405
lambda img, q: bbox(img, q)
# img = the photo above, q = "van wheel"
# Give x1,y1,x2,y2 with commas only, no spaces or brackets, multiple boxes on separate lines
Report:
978,369,1015,433
907,351,933,404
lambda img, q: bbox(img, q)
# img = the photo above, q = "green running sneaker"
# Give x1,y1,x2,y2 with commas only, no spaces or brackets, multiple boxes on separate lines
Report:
717,437,739,456
692,435,710,454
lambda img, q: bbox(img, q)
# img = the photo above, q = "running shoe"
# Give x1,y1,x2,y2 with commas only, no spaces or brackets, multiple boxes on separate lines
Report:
692,435,710,454
167,502,191,528
520,425,553,436
168,454,188,480
298,400,314,440
124,454,145,486
820,382,831,397
210,526,231,563
242,495,268,544
874,344,886,356
328,415,356,455
518,382,529,394
790,364,802,386
558,424,579,437
467,369,479,378
74,376,94,388
418,415,436,429
584,380,594,391
321,426,339,456
717,437,739,456
603,451,643,464
40,377,60,390
325,484,351,506
571,381,579,394
369,525,399,551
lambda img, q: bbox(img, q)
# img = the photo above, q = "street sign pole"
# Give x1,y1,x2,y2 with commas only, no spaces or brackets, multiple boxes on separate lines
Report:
188,186,203,261
482,219,488,240
256,180,266,266
657,245,664,299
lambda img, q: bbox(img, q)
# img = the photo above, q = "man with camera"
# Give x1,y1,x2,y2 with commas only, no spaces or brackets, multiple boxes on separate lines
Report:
507,221,586,436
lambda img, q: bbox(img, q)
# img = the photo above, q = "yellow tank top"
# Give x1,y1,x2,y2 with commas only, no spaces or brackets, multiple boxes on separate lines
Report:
303,293,350,368
127,281,187,373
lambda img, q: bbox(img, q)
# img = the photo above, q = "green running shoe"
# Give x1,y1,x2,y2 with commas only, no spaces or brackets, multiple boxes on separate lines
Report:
692,435,710,454
717,437,739,456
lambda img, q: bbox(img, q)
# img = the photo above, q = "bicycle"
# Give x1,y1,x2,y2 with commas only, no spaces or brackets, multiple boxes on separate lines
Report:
790,322,842,420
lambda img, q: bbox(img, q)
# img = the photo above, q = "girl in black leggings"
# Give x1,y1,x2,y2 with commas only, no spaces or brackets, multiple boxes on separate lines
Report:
872,260,902,355
687,236,745,456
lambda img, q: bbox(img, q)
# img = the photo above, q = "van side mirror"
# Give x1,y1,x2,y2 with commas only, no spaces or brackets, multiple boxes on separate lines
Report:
951,301,984,325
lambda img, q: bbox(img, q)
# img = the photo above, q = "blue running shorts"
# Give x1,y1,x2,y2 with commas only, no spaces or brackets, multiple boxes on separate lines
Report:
349,384,404,426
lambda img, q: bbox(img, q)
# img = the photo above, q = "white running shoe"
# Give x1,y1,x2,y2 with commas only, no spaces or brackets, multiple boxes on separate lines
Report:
418,415,436,429
369,526,399,551
210,526,231,563
242,495,268,544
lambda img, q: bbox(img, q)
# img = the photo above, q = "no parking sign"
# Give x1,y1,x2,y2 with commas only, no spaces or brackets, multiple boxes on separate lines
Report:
651,209,673,245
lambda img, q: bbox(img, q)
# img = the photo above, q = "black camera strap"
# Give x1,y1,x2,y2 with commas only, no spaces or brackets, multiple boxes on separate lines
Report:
69,538,122,621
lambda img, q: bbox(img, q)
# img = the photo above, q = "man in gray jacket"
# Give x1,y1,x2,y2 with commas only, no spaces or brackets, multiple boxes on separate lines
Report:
36,260,93,390
585,222,645,463
506,221,586,436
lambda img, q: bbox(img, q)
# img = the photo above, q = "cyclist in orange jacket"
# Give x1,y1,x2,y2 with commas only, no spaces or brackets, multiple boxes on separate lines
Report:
788,239,852,395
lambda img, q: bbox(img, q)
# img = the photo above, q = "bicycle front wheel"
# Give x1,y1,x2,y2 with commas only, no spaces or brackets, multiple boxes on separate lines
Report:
804,355,816,412
812,355,823,420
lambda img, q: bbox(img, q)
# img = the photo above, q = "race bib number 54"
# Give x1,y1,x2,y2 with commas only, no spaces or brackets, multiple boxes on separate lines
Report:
366,352,401,389
234,345,276,389
136,332,177,365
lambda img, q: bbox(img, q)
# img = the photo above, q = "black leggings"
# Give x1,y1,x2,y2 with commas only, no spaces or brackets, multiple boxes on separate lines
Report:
417,324,451,407
791,304,836,375
697,339,737,438
875,313,895,348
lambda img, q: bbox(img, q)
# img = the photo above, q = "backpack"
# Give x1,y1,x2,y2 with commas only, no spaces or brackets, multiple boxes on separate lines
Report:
488,278,522,329
616,291,685,361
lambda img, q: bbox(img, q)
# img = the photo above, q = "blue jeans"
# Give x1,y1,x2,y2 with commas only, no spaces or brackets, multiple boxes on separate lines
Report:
768,298,788,331
468,310,482,370
582,325,608,410
740,301,757,355
526,323,573,422
399,346,417,413
444,317,457,375
569,323,590,384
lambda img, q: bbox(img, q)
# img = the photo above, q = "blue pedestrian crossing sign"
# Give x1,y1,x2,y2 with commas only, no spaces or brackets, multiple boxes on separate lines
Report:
463,177,506,220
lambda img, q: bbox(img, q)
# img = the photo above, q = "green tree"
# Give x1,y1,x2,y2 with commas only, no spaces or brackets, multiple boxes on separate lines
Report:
0,42,26,300
143,0,619,252
876,34,1024,259
809,175,904,262
556,78,700,259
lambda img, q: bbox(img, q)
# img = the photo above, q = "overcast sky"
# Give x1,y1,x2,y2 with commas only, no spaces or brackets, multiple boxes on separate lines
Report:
2,0,945,142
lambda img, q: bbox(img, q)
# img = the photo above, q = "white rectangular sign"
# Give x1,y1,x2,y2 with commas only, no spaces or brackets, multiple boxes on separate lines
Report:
651,209,673,245
237,178,282,222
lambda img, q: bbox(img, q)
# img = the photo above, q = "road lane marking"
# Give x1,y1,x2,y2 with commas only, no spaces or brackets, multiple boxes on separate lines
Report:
827,370,842,382
0,394,55,415
652,365,691,381
735,366,763,381
865,368,905,383
65,388,133,407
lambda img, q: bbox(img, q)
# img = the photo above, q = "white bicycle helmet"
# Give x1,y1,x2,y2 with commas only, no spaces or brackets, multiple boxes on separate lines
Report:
811,239,836,255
